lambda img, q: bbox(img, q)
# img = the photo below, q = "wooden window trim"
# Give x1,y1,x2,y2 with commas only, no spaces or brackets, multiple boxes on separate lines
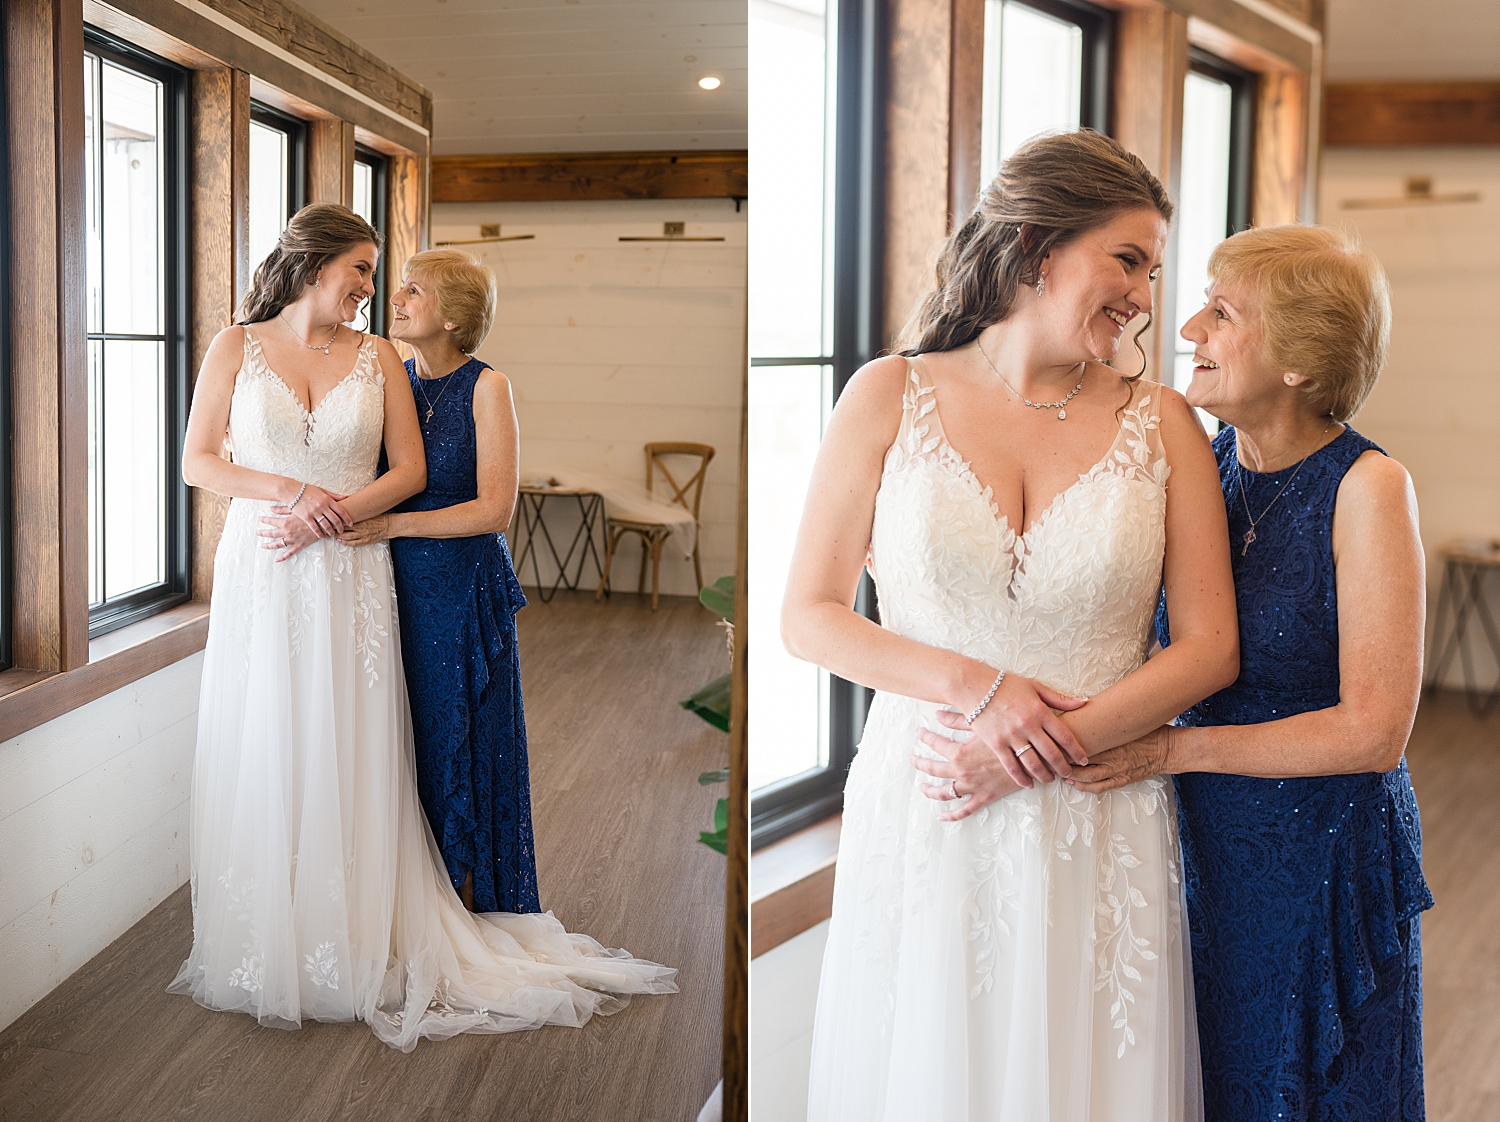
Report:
3,0,429,728
0,600,208,742
751,813,841,958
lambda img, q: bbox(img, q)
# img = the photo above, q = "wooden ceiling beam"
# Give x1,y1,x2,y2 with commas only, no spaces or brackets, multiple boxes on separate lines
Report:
1326,82,1500,146
430,150,747,203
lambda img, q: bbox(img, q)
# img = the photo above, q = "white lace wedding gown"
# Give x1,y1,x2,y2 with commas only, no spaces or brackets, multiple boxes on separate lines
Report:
168,328,677,1050
807,359,1202,1120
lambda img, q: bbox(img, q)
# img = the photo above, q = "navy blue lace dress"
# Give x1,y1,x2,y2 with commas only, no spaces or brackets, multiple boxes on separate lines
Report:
389,356,540,914
1156,426,1432,1122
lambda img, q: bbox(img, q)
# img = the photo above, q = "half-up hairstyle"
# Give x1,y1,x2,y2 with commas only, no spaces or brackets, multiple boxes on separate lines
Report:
897,130,1172,369
238,202,383,325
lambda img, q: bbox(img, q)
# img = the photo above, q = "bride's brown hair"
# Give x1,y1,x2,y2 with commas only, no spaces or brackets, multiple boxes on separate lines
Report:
896,130,1172,374
237,202,384,325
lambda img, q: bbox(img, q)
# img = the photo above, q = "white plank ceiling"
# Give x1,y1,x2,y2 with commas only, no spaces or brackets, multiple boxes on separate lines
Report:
1326,0,1500,81
296,0,747,155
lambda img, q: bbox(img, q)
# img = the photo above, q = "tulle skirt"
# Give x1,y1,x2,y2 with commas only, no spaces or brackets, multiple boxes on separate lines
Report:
807,693,1203,1121
168,500,677,1050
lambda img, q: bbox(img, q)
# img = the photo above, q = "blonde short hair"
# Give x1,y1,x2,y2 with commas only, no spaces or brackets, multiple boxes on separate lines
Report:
402,249,497,354
1208,225,1390,422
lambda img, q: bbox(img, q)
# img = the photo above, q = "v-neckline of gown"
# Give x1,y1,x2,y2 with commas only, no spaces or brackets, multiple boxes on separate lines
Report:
929,383,1137,547
246,327,366,417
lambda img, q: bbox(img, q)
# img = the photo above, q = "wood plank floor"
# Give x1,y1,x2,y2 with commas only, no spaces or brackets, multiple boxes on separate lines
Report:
0,589,729,1122
1405,689,1500,1122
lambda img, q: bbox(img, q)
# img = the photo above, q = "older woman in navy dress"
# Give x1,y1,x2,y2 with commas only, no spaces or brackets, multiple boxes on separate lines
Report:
1072,225,1432,1120
340,249,538,915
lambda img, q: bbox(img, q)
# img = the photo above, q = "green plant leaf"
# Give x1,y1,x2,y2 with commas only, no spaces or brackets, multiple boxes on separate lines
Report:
680,673,731,732
698,576,735,622
698,768,730,785
698,797,730,854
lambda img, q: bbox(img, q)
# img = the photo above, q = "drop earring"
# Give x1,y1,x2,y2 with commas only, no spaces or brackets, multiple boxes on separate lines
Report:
1035,274,1046,297
315,275,321,290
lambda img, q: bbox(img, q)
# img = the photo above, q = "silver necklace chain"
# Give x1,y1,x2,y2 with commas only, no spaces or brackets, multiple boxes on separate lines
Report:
975,340,1084,420
1235,422,1335,556
280,313,338,356
416,370,456,424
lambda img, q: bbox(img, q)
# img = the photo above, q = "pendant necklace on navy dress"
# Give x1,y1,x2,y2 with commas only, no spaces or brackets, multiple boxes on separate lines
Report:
1236,421,1334,555
416,369,455,424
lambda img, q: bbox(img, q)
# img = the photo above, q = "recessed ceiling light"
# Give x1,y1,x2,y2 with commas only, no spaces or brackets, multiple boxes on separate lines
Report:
698,76,721,90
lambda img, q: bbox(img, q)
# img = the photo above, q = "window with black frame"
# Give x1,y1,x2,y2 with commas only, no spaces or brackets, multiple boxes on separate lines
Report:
248,102,306,277
1173,50,1253,397
83,32,190,637
352,147,388,336
980,0,1111,183
749,0,883,847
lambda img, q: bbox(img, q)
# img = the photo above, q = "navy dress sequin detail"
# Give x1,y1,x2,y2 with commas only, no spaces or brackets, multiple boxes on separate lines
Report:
390,356,540,914
1157,426,1433,1122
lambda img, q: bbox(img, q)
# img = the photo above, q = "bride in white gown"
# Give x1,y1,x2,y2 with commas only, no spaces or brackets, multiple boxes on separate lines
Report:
781,132,1238,1119
171,204,676,1051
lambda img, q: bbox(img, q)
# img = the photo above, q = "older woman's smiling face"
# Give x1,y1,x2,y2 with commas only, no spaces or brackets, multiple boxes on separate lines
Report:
1179,276,1287,420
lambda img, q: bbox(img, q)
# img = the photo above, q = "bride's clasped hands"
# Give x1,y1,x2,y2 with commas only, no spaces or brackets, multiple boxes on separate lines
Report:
909,673,1089,821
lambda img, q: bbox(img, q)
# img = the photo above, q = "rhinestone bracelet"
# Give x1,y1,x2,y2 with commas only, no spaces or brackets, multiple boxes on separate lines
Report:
287,481,308,510
964,669,1007,727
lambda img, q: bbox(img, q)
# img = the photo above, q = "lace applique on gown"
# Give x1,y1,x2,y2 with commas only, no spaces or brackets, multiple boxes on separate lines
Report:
807,358,1202,1121
168,328,676,1050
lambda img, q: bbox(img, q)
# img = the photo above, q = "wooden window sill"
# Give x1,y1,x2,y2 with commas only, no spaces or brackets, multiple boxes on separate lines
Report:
751,813,840,959
0,601,210,742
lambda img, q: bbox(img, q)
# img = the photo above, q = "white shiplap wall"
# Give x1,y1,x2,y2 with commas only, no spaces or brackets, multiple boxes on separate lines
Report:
0,653,202,1031
1320,148,1500,689
433,196,745,599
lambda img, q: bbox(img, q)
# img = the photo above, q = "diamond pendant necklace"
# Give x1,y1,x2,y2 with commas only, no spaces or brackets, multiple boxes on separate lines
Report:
1236,421,1335,556
280,312,337,356
975,339,1084,420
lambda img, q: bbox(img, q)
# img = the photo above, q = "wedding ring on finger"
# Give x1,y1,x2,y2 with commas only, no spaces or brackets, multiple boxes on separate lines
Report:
1013,744,1036,757
948,779,964,800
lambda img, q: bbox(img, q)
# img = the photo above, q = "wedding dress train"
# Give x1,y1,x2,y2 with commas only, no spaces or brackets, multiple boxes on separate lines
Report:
168,329,676,1050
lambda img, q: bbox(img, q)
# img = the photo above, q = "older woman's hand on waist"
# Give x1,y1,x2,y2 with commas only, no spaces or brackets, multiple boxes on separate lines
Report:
1068,725,1178,793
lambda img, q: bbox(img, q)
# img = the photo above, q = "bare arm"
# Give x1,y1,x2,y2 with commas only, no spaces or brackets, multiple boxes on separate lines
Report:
782,355,1089,790
1051,389,1239,752
1072,450,1424,792
327,338,427,522
374,368,519,540
183,326,304,504
1167,451,1422,775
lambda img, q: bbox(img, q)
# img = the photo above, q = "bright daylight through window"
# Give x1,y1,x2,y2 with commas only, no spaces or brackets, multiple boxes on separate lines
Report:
981,0,1083,181
748,0,835,797
84,43,178,628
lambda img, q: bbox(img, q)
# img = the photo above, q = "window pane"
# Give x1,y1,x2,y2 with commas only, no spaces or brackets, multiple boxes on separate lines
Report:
352,159,373,226
981,0,1083,184
749,0,832,359
87,339,102,605
100,61,162,336
1173,70,1234,391
749,364,831,792
85,59,101,334
249,119,289,274
102,340,165,600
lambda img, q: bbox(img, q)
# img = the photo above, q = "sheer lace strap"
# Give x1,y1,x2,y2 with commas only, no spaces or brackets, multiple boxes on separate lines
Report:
1115,377,1169,480
894,355,943,458
238,325,266,388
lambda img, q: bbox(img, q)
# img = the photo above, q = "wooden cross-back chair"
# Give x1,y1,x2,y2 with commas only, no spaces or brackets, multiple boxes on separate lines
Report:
595,442,715,610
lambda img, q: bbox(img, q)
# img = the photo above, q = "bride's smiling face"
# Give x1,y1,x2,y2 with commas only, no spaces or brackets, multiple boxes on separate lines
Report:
1033,208,1166,363
311,241,379,325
